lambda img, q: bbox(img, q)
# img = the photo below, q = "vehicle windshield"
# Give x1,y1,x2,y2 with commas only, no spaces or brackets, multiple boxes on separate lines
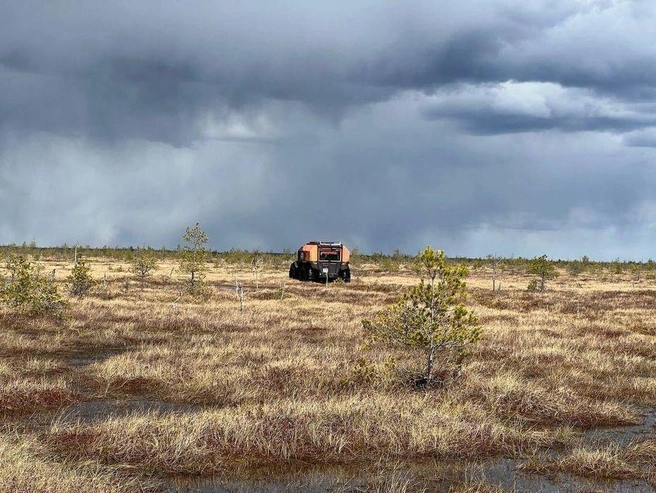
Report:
319,248,341,261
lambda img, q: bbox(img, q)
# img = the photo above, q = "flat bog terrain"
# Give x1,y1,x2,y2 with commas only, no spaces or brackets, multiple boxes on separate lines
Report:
2,253,656,492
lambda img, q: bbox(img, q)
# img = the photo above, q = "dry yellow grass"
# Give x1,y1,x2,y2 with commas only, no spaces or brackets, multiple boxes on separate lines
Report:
0,433,157,492
521,439,656,486
1,255,656,490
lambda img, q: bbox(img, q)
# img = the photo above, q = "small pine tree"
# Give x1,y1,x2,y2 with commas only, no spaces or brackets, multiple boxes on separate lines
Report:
1,254,68,314
527,254,557,292
67,259,95,298
526,278,541,292
179,222,209,292
129,247,158,284
362,246,481,387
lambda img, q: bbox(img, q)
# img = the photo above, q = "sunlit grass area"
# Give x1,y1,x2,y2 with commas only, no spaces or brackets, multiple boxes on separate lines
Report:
1,253,656,491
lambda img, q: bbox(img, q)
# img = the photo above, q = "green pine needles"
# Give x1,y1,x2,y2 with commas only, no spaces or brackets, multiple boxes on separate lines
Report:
1,254,68,314
362,246,481,387
67,259,95,299
179,222,209,293
527,254,558,292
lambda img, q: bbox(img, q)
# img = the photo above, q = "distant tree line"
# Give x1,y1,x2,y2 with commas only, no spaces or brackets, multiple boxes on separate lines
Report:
2,242,656,278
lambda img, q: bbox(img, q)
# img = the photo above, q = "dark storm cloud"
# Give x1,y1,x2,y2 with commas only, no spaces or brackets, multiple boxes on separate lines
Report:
2,1,656,260
0,1,402,143
420,77,656,136
4,1,653,143
427,109,656,136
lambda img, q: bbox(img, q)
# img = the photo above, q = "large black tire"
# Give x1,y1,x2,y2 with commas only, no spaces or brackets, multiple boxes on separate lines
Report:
289,263,297,279
340,268,351,282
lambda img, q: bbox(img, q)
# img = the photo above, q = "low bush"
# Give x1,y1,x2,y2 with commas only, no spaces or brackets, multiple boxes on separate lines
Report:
0,254,67,315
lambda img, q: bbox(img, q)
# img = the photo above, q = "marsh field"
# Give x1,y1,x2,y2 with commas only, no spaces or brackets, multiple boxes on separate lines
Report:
2,250,656,492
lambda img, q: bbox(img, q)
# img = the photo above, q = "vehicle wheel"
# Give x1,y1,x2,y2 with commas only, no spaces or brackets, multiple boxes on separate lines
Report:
289,264,296,279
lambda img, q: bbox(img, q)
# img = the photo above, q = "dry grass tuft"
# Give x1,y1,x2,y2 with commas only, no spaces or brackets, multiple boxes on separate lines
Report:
522,438,656,484
0,433,158,493
0,378,80,415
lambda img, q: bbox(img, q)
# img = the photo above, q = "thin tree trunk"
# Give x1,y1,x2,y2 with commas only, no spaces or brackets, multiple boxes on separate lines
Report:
427,277,436,380
425,346,435,381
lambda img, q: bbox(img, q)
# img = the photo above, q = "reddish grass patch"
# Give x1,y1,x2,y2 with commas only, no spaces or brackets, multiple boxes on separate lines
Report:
105,377,159,395
0,389,80,414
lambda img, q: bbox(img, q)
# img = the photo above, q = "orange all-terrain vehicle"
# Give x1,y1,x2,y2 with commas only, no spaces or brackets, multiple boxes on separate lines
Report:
289,241,351,282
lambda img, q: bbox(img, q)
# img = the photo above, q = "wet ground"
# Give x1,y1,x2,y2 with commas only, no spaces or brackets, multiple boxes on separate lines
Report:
165,408,656,493
54,353,656,492
167,458,654,492
583,408,656,447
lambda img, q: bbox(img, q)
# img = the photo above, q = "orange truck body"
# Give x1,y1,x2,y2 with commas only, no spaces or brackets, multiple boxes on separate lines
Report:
289,241,351,282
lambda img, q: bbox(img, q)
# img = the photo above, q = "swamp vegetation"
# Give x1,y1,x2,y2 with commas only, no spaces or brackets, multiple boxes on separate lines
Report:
1,248,656,491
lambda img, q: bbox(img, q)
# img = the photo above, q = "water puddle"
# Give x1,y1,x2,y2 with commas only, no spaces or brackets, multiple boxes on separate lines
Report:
59,398,198,424
583,407,656,447
168,409,656,493
167,457,654,492
49,390,656,492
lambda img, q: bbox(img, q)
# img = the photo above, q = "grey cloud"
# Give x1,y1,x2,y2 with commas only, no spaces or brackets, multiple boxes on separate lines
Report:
3,1,653,145
422,82,656,135
2,1,656,260
1,97,654,259
495,2,656,93
427,112,653,136
624,129,656,148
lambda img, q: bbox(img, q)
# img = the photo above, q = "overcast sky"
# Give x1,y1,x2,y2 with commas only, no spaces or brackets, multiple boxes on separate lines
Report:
2,1,656,260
